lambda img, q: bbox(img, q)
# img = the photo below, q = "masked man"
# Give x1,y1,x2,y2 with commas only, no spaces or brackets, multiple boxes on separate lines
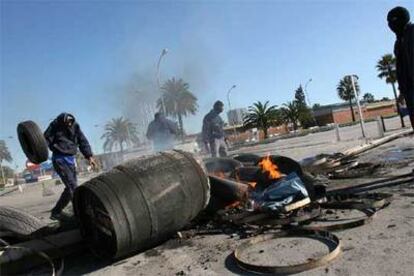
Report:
44,113,96,220
387,7,414,129
202,101,227,157
146,112,178,151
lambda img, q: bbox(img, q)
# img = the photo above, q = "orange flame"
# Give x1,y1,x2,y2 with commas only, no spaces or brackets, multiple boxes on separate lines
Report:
259,155,282,179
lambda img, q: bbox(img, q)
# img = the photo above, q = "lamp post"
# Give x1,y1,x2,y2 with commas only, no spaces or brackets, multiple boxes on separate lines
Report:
304,78,313,107
226,85,237,138
157,48,168,114
348,75,367,139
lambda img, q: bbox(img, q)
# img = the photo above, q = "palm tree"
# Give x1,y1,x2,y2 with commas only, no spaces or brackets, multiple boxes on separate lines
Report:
0,140,12,185
157,78,198,140
243,101,280,139
363,93,375,103
101,117,139,153
376,54,405,127
281,101,301,131
337,76,360,122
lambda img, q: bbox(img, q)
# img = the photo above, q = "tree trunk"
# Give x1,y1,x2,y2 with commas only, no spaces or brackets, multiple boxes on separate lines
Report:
349,98,356,122
390,81,405,128
119,142,124,161
178,114,184,142
263,128,268,139
0,161,5,186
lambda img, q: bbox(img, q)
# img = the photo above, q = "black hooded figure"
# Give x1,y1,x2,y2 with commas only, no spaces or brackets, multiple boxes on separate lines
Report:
387,7,414,129
44,113,96,220
202,100,227,157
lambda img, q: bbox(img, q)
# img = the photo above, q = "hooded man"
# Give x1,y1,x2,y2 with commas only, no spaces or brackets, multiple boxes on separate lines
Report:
146,112,178,151
202,100,227,157
387,7,414,129
44,113,96,220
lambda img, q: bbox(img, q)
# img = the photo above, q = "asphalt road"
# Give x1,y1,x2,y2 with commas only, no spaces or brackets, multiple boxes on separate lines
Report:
1,116,413,275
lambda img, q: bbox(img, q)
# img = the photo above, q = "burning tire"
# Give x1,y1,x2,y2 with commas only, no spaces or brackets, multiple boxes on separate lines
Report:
203,157,243,175
232,153,261,166
257,155,316,200
17,121,49,164
0,206,46,238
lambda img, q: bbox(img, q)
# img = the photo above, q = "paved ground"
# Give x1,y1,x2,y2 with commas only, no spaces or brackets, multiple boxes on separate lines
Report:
232,115,411,160
1,116,413,275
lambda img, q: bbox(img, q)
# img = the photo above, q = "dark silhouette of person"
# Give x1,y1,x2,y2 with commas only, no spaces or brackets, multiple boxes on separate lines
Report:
387,7,414,129
202,101,227,157
146,112,178,151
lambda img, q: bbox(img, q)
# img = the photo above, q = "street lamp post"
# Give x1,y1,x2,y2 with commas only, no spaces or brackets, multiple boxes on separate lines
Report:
348,75,367,139
226,85,237,138
157,48,168,114
304,78,313,107
304,78,318,125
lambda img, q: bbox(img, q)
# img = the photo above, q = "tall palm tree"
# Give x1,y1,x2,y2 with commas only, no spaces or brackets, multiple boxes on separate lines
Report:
0,140,12,185
281,101,301,131
157,78,198,140
376,54,405,127
101,117,139,153
337,76,360,122
243,101,280,139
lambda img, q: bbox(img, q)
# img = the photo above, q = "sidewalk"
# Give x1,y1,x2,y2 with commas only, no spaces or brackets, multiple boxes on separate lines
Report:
231,116,411,161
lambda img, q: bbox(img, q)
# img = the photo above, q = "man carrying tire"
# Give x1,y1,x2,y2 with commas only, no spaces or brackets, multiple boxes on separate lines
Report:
44,113,96,220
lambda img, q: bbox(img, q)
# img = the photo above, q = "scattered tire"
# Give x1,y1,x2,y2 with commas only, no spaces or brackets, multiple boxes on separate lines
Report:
17,120,49,164
0,206,47,238
203,157,243,175
232,153,261,166
329,163,380,179
256,155,316,200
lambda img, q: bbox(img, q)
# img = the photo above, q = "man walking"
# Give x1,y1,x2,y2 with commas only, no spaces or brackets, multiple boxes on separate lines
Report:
202,101,227,157
387,7,414,129
146,112,178,151
44,113,96,220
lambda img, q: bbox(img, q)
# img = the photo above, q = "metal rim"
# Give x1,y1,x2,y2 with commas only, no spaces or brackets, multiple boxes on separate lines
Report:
233,229,341,274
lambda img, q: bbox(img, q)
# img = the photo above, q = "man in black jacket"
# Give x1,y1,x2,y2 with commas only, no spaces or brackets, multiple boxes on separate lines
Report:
44,113,96,220
146,112,178,151
388,7,414,129
202,101,227,157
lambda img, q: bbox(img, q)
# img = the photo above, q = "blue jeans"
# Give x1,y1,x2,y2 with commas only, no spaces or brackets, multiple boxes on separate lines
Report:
51,157,77,214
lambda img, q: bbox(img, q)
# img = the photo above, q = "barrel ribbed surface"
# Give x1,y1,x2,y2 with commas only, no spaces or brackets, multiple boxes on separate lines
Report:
74,150,209,259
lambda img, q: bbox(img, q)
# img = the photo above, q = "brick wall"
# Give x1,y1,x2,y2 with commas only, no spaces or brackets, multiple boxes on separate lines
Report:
315,102,397,125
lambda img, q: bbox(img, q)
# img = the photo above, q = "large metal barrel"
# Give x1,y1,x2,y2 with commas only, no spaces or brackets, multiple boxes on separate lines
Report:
73,150,209,259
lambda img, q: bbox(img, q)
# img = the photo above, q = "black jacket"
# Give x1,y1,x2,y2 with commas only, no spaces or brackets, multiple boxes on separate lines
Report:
44,113,93,158
202,109,225,142
394,23,414,95
146,116,177,144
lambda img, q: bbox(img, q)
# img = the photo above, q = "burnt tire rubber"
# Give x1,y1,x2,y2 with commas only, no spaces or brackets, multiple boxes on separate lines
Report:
0,206,46,237
203,157,243,174
256,155,316,200
17,120,49,164
232,153,261,166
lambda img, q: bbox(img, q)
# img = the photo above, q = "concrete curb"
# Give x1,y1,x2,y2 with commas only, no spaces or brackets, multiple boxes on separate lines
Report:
341,129,412,157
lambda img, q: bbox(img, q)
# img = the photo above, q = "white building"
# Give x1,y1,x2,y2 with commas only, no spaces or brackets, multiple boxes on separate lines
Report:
227,108,248,126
